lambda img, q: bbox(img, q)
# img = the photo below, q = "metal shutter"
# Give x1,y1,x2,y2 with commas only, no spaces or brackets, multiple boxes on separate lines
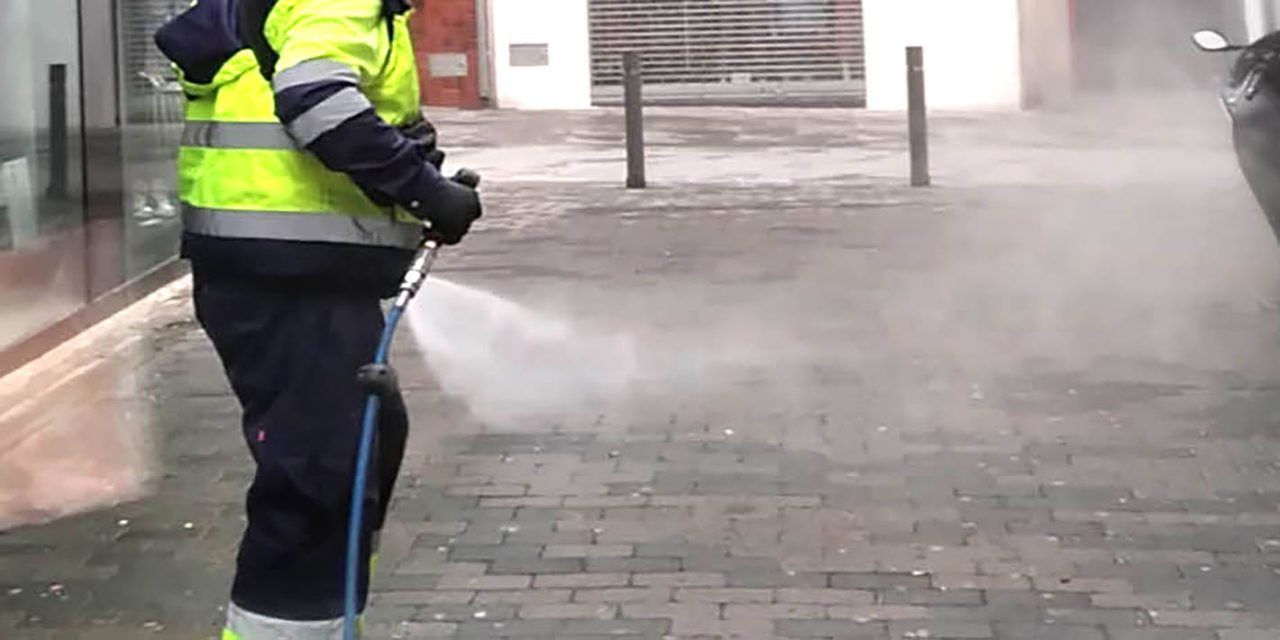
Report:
589,0,865,106
118,0,186,123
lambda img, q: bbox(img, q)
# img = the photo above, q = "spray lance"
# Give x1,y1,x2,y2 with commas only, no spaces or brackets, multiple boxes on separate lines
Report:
343,169,480,640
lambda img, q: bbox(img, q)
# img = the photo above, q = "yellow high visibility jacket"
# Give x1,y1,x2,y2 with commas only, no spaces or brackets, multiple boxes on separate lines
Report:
175,0,426,251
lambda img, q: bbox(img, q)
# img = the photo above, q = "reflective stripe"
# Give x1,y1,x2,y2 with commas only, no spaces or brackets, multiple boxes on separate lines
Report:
183,204,421,249
286,87,373,147
225,603,349,640
182,121,298,150
273,59,361,93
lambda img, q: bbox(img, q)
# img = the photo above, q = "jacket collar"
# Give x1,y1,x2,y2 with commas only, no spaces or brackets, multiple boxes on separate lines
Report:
384,0,413,16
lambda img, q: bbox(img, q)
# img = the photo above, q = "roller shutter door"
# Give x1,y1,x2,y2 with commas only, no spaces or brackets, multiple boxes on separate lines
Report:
589,0,865,106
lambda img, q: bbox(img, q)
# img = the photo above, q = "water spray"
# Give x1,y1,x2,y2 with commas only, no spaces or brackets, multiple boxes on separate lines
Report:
343,170,478,640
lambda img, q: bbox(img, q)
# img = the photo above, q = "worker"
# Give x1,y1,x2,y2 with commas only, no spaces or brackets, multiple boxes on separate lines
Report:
155,0,481,637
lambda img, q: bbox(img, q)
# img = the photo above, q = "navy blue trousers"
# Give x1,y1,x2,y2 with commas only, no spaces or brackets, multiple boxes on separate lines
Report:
193,274,409,621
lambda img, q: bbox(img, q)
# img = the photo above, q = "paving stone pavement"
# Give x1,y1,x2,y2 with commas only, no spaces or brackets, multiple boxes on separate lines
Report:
4,106,1280,639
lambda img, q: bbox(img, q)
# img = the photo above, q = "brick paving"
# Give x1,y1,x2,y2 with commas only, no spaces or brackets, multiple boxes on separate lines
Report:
3,107,1280,639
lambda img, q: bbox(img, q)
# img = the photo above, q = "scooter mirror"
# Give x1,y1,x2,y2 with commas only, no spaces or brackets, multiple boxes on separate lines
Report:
1193,30,1232,52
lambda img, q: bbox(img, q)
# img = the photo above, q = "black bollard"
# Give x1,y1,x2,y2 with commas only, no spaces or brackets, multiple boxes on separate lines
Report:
906,47,930,187
624,52,646,189
48,64,69,199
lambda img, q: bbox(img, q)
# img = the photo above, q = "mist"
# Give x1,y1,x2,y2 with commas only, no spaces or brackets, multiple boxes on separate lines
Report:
405,278,642,424
389,0,1280,449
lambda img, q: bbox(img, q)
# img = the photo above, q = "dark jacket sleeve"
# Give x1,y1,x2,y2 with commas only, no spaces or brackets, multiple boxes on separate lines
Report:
266,1,442,218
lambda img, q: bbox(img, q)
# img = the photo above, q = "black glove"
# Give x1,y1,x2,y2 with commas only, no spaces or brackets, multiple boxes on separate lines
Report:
416,172,482,246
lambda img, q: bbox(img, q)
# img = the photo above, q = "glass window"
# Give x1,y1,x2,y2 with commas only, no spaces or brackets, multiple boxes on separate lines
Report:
0,0,88,350
119,0,185,279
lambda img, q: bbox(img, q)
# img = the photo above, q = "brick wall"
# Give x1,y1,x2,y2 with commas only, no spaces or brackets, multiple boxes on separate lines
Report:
410,0,483,108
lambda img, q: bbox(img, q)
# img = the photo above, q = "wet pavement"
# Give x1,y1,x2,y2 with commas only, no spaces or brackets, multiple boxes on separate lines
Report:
4,102,1280,639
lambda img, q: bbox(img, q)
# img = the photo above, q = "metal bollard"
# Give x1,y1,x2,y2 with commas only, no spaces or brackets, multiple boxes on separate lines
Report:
906,47,930,187
48,64,69,199
623,52,646,189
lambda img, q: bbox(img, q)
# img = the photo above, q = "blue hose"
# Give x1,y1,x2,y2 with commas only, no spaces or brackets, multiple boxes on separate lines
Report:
338,218,447,639
344,304,405,640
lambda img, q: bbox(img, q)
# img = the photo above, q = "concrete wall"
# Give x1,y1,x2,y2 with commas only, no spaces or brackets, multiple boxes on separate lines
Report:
411,0,484,108
1244,0,1280,39
1075,0,1242,93
489,0,592,109
862,0,1023,110
1018,0,1072,108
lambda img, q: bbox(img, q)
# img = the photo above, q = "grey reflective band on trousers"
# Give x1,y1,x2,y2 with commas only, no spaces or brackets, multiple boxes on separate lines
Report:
273,59,362,93
182,121,298,150
286,87,375,147
226,602,348,640
183,204,422,250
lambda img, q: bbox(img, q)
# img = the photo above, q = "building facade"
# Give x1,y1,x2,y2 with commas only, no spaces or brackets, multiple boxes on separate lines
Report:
421,0,1267,111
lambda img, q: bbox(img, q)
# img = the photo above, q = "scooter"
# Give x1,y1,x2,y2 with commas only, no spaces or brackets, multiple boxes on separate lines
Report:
1194,28,1280,244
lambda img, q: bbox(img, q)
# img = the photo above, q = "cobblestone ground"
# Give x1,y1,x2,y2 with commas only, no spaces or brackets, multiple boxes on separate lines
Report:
4,107,1280,639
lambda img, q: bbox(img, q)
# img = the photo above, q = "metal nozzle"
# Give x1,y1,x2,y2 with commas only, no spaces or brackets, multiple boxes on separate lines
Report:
393,238,440,309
